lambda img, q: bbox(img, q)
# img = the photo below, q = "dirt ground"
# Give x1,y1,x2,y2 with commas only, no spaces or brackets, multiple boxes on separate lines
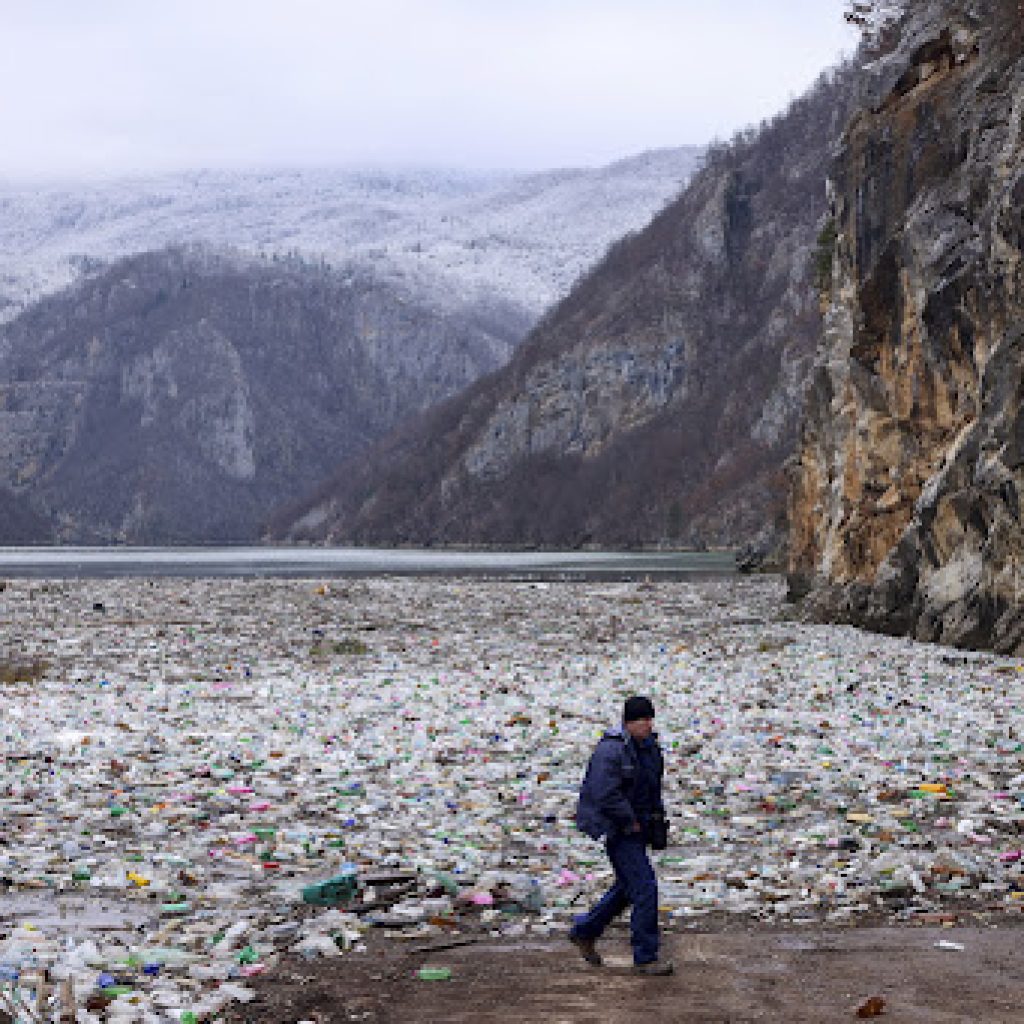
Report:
220,920,1024,1023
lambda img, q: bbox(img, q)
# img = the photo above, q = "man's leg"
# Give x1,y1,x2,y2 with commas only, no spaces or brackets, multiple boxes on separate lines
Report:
609,833,659,965
570,837,630,942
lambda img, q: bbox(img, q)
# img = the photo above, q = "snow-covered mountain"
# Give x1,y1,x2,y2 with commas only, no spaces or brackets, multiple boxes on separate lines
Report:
0,147,704,323
0,146,705,543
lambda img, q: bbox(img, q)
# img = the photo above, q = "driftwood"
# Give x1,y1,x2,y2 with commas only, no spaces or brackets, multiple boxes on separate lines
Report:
408,936,481,955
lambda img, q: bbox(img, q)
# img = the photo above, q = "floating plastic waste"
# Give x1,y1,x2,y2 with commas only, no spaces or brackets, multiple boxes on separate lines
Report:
2,575,1023,1018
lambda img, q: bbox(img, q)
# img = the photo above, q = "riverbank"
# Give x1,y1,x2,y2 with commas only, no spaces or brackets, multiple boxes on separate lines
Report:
219,922,1024,1023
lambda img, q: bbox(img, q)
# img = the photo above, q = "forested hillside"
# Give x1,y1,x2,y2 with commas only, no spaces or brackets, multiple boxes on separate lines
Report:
275,68,860,550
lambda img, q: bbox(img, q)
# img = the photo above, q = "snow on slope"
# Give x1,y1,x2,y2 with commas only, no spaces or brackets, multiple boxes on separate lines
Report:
0,147,703,322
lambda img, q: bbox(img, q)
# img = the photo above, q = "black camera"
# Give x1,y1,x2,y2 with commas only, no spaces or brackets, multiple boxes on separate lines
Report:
646,813,669,850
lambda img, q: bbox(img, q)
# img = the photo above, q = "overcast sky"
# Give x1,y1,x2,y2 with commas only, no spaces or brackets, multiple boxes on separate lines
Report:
0,1,859,180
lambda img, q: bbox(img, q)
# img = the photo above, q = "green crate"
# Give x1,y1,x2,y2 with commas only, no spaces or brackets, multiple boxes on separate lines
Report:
301,872,358,906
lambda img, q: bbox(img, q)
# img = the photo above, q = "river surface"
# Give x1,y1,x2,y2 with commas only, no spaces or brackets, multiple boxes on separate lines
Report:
0,546,736,579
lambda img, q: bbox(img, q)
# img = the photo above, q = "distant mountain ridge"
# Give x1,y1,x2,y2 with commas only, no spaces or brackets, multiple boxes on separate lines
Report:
0,246,529,543
0,148,704,323
0,148,704,544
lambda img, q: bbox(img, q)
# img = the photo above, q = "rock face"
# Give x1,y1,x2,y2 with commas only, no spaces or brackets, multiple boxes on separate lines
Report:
0,486,52,543
788,0,1024,651
0,246,529,542
275,70,859,549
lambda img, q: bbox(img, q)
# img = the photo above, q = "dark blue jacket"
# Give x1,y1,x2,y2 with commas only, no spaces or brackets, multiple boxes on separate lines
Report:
575,727,665,840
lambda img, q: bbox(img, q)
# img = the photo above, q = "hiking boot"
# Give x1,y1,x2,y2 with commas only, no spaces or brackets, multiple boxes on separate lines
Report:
569,933,602,966
632,959,674,976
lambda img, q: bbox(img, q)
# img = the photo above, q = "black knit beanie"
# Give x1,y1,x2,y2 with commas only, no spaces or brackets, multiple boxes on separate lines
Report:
623,695,656,722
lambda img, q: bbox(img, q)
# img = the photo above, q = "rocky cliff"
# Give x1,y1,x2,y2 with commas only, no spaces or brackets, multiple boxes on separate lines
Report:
0,486,51,543
0,246,528,542
789,0,1024,651
275,70,859,550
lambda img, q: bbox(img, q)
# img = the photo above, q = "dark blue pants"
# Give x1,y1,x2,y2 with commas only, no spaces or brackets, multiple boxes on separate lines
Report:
570,832,659,964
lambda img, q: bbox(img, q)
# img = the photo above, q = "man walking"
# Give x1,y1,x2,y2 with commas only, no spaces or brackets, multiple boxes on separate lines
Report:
570,695,673,975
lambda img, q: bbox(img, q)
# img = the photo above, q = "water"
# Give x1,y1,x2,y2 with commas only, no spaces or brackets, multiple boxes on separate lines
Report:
0,546,736,579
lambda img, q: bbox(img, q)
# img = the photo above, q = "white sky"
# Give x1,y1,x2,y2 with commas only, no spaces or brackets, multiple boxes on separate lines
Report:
0,1,860,179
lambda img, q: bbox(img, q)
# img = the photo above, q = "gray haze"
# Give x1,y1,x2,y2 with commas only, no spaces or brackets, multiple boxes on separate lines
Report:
0,1,858,179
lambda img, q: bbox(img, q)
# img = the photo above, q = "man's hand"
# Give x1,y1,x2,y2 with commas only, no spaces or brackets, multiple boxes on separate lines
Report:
628,821,643,833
